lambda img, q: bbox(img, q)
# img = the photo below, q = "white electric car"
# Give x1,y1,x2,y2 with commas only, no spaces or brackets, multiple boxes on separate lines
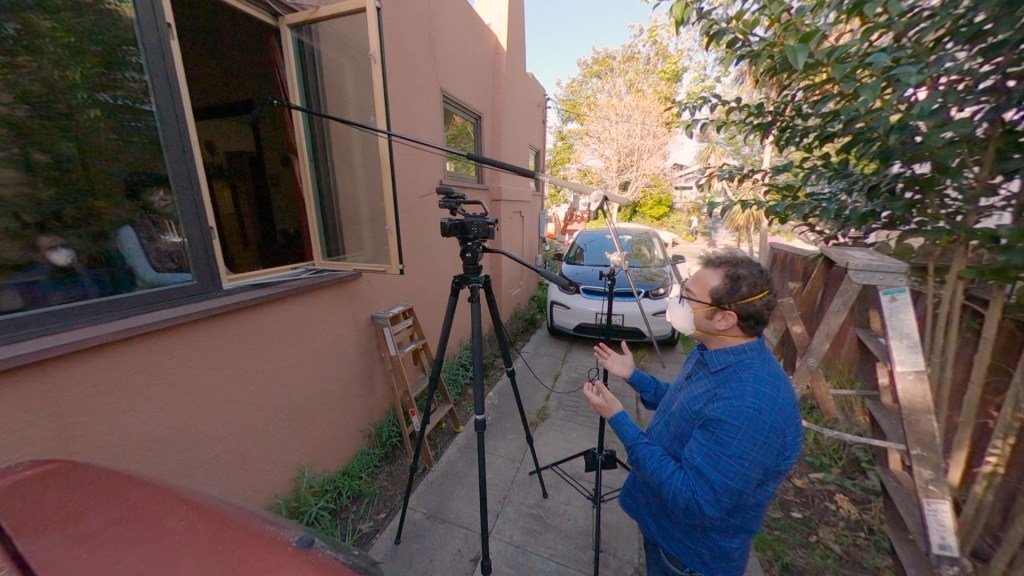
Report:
546,227,685,343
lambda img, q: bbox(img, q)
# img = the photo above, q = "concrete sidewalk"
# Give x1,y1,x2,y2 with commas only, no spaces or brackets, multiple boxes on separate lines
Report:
370,331,765,575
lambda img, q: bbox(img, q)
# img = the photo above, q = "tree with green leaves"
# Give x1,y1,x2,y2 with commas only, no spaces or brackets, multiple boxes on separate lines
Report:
548,21,684,219
669,0,1022,270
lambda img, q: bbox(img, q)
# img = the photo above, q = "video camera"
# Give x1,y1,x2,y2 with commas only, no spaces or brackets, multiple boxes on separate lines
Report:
437,186,497,242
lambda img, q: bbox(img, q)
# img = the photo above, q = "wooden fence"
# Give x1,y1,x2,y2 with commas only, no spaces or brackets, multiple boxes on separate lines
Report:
766,243,1024,575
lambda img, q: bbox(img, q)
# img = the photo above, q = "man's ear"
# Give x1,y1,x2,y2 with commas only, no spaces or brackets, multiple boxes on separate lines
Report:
713,308,739,332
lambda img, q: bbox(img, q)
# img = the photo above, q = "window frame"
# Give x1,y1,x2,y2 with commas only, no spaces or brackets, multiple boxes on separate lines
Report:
0,0,402,346
278,0,402,275
0,0,221,345
442,96,483,185
528,146,542,193
168,0,400,281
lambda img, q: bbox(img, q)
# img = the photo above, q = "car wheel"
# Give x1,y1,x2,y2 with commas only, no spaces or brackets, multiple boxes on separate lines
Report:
546,312,559,336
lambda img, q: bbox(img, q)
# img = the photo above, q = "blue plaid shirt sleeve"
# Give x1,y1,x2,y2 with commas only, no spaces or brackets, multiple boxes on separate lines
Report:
625,368,669,409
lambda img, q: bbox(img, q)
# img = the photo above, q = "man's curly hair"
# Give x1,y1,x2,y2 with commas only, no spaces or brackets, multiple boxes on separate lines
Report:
700,250,777,337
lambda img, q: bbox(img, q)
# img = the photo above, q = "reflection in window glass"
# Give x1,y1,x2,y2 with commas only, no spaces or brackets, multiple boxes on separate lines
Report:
292,12,391,266
0,0,192,317
443,100,480,182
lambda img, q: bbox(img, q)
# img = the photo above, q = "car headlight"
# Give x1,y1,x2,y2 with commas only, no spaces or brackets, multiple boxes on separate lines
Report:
647,284,671,299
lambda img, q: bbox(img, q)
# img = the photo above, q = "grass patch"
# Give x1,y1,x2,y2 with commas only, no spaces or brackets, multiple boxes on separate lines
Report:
530,403,551,431
274,413,403,545
632,346,649,370
677,334,699,354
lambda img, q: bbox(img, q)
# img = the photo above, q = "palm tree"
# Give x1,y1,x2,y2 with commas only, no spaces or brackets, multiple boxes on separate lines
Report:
722,185,762,257
694,128,766,255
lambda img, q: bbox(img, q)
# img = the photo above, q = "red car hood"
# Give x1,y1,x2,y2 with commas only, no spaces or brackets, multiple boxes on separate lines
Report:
0,460,381,576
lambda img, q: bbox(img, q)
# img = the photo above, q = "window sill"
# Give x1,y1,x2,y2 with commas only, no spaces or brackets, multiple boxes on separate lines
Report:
0,270,360,373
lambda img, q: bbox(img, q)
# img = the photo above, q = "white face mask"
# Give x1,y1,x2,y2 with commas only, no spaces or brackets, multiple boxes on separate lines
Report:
44,246,77,268
666,284,697,336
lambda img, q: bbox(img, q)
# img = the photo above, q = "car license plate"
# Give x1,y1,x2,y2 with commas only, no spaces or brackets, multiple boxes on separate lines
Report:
595,313,624,326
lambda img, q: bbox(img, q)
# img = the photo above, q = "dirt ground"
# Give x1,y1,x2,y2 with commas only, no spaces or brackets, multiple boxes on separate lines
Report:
758,459,895,575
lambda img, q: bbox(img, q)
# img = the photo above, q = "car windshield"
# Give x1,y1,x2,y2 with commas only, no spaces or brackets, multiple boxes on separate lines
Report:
564,231,665,268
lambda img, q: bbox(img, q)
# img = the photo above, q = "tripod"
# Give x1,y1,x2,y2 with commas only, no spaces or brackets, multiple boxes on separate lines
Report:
393,194,560,576
530,263,630,576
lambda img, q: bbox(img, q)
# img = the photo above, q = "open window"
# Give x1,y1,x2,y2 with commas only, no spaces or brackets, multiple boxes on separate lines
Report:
169,0,401,280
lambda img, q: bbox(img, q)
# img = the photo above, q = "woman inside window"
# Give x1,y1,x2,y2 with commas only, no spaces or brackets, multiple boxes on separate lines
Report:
115,173,193,288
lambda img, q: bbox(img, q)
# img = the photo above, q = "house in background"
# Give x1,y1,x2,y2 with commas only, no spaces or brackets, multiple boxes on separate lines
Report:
0,0,547,509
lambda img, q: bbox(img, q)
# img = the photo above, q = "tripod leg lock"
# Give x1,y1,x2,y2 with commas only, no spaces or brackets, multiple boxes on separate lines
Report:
474,414,487,432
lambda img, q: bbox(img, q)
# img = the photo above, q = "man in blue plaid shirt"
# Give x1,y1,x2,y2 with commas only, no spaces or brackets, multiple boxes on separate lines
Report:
582,252,802,576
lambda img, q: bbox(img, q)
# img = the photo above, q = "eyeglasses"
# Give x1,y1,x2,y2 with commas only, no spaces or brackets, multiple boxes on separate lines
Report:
676,281,717,309
677,280,771,311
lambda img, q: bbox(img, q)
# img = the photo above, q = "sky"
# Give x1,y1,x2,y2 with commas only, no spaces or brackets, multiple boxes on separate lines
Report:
522,1,695,164
524,0,662,96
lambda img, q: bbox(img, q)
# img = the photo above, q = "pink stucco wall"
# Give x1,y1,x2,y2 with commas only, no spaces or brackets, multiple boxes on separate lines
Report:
0,0,546,509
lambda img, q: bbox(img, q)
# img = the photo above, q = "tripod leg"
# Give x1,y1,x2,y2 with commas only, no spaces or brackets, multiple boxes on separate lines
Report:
593,415,607,576
531,447,592,474
394,278,462,545
481,276,549,499
469,283,493,576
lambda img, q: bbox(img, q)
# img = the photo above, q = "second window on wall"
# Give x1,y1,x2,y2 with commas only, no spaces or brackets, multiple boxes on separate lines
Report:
443,98,481,184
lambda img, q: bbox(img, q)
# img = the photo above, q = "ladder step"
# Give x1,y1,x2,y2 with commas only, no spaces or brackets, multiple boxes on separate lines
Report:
883,523,932,576
423,401,456,436
878,467,925,545
830,389,880,396
410,374,430,397
390,317,416,337
865,398,906,446
404,402,457,436
371,303,413,324
856,327,891,366
400,338,427,357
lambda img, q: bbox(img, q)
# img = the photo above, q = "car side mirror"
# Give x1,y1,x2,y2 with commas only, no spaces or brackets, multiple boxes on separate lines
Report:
552,252,564,262
670,254,686,264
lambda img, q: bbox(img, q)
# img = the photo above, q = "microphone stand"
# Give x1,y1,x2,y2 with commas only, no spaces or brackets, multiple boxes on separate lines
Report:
529,197,669,576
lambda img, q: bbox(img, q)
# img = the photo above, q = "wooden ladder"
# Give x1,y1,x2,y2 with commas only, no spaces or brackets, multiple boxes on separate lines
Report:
372,303,462,469
765,246,970,575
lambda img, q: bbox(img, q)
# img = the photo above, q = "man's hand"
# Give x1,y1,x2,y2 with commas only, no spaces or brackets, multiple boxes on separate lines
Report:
582,380,625,420
593,341,635,380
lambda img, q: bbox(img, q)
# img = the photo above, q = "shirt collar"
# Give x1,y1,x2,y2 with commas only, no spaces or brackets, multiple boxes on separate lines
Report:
695,336,766,372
